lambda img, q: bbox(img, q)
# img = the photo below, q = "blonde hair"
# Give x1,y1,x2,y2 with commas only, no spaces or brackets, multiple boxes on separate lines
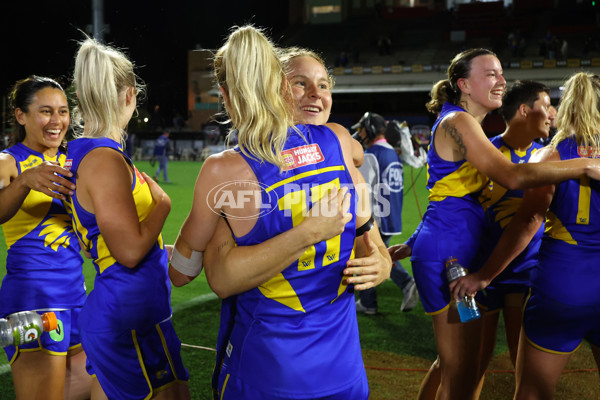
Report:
73,37,144,144
214,25,295,168
550,72,600,151
279,46,335,89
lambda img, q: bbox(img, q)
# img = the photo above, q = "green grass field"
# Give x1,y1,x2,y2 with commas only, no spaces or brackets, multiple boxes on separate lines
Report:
0,161,597,399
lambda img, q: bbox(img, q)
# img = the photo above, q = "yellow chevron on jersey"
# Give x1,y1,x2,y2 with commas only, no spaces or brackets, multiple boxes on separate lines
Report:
492,196,522,229
3,154,72,251
428,161,488,201
544,211,577,244
258,273,306,312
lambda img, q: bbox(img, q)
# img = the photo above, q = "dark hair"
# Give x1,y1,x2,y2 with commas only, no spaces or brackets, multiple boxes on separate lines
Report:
9,75,66,146
426,48,496,114
500,80,550,123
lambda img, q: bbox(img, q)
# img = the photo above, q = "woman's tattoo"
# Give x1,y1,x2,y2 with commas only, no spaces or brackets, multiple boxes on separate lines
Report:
441,120,467,157
217,239,231,253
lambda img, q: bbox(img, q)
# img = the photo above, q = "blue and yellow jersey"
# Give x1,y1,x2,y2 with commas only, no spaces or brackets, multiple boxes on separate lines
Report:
0,143,85,316
473,135,544,283
65,138,171,332
412,103,486,267
221,124,363,397
426,103,488,202
533,136,600,305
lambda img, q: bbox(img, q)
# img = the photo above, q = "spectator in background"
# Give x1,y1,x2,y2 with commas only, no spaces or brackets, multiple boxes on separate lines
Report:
153,131,171,183
353,112,420,314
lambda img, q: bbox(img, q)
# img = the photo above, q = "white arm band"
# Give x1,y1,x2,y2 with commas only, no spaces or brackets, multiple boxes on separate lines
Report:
170,247,204,277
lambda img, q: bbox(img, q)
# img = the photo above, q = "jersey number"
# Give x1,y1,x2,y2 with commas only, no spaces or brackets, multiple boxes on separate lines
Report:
278,179,342,271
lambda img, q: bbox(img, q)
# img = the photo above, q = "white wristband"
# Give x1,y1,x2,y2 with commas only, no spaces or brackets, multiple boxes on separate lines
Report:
170,247,203,277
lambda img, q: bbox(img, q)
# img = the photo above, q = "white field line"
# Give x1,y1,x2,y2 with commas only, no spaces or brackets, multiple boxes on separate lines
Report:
0,293,220,375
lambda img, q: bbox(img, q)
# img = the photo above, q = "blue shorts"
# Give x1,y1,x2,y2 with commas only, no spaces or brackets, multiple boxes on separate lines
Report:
81,319,189,399
218,369,369,400
523,290,600,354
475,283,529,313
412,259,451,315
4,308,83,364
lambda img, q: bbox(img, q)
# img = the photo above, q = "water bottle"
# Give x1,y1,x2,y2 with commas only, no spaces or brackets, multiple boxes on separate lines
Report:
0,311,58,347
445,257,481,323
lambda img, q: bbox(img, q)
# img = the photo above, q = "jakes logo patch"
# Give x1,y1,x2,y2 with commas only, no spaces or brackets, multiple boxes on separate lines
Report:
64,159,72,171
282,144,324,170
578,146,600,158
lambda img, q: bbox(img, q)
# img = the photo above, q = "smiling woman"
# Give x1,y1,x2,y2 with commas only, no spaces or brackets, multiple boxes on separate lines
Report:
0,76,89,400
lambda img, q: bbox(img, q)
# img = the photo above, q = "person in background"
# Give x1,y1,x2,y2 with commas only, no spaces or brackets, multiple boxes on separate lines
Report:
352,111,420,314
168,25,391,399
153,131,171,183
452,71,600,400
469,80,554,390
67,38,189,399
0,76,90,399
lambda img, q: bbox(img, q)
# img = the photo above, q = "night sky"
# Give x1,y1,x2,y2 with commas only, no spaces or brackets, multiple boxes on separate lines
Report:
1,0,289,124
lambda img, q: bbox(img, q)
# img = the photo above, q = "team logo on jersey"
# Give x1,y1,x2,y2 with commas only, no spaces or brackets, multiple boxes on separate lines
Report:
207,180,278,220
282,144,324,170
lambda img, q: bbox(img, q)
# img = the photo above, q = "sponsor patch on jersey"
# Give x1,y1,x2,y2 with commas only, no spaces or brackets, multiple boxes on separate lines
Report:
578,146,600,158
282,144,324,170
64,159,72,171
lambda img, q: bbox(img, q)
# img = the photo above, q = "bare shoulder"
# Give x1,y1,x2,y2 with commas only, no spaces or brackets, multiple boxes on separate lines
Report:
325,122,352,142
440,111,480,134
200,148,256,184
531,145,560,163
0,152,18,182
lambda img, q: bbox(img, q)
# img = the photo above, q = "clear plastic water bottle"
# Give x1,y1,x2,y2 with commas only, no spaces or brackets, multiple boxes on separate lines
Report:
0,311,58,347
445,257,481,323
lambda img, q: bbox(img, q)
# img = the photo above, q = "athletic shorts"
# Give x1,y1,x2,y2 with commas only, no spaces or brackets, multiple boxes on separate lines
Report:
475,283,529,313
81,318,189,399
218,368,369,400
412,259,451,315
4,308,83,364
522,290,600,354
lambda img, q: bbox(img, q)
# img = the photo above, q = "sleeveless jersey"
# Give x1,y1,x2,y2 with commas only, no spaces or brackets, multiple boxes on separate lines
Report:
532,137,600,306
473,135,544,283
221,124,363,398
0,143,85,316
362,141,404,235
65,138,171,332
412,103,487,266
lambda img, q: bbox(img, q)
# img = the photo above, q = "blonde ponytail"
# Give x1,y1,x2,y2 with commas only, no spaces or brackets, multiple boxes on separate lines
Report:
214,25,295,168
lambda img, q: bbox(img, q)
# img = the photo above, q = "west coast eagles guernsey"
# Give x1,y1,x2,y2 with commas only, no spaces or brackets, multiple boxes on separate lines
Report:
65,138,172,332
0,143,85,316
412,103,488,267
533,136,600,306
219,124,364,398
473,135,544,283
